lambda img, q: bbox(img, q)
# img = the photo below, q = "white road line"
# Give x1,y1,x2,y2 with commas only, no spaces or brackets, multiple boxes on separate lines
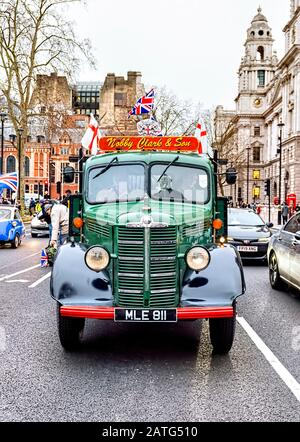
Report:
28,272,51,288
0,264,40,282
6,279,30,283
237,316,300,403
0,251,40,271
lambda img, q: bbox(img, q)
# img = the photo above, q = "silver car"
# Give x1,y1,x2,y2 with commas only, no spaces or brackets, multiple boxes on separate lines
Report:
268,212,300,291
31,214,49,238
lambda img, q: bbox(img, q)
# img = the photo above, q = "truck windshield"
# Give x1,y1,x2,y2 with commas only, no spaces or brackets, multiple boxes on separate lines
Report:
88,164,145,203
151,164,209,204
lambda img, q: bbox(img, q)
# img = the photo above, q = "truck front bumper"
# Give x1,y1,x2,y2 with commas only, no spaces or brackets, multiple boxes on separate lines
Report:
60,305,234,320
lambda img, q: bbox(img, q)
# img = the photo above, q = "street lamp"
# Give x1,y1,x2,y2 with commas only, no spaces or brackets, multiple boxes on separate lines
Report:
246,146,251,205
277,119,285,225
0,112,7,174
17,127,24,203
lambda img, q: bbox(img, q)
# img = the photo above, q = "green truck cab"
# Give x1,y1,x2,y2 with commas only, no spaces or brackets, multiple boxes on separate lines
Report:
51,136,245,353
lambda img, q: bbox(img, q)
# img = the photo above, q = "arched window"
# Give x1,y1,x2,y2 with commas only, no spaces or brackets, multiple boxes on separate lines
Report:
257,46,264,61
24,156,30,177
6,156,16,173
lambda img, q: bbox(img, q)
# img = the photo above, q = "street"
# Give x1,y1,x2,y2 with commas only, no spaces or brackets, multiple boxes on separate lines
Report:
0,233,299,422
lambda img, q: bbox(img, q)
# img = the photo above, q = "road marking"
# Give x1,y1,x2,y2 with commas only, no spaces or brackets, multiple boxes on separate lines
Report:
237,316,300,403
28,272,51,288
6,279,30,283
0,264,40,282
0,251,40,271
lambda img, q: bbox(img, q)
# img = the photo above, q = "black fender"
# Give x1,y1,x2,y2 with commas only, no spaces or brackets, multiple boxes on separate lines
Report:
181,244,246,307
50,243,113,307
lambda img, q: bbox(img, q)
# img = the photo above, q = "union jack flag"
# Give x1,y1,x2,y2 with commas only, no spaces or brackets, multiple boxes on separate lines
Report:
40,248,48,268
0,172,18,192
128,89,155,118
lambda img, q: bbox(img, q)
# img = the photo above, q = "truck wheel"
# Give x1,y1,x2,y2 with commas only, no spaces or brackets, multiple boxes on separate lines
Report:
269,252,285,290
57,304,85,351
11,234,20,249
209,309,236,354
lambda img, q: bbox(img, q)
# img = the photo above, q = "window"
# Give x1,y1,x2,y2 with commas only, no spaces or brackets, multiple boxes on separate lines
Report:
60,148,69,155
253,147,261,162
254,126,260,137
114,92,127,106
284,215,300,234
40,106,46,114
257,46,264,61
257,70,265,87
50,163,56,183
24,156,30,177
6,156,16,173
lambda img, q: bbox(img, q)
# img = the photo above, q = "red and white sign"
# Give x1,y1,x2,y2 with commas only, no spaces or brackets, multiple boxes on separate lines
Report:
99,136,200,153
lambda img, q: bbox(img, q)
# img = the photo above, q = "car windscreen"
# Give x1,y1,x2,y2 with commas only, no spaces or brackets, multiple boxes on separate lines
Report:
228,210,265,226
88,164,145,203
0,209,12,220
150,164,209,204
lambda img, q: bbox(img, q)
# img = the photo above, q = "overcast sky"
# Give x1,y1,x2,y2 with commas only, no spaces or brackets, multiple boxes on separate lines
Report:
69,0,291,110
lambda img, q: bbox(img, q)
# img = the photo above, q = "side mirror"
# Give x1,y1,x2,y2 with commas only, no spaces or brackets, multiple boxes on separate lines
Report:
267,222,274,228
63,166,75,183
226,167,237,185
295,231,300,241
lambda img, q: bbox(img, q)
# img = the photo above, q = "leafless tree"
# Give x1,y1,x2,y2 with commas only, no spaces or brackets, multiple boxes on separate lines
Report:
0,0,94,209
152,87,207,137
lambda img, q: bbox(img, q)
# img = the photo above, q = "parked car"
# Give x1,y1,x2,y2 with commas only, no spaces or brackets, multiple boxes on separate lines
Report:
31,214,49,238
268,212,300,292
0,205,25,248
227,208,273,262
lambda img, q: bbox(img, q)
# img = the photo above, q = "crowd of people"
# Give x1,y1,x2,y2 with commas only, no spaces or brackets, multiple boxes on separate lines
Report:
230,199,300,224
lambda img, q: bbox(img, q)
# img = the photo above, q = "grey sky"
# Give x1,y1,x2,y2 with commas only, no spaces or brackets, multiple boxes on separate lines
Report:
70,0,290,110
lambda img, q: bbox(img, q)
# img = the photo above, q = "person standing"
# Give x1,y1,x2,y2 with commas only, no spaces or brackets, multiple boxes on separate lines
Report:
281,202,289,224
44,202,69,247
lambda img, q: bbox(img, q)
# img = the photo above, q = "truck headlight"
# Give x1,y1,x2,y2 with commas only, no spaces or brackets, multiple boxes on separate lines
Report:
258,237,270,243
186,247,210,271
85,246,110,272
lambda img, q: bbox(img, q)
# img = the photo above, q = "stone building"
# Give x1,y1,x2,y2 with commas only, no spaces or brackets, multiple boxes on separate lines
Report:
215,2,300,206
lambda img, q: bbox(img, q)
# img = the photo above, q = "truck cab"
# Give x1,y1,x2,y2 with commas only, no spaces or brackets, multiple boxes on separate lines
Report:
51,136,245,353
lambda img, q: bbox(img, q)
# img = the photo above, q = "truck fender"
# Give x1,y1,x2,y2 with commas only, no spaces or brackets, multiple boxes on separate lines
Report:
50,242,113,307
181,245,246,307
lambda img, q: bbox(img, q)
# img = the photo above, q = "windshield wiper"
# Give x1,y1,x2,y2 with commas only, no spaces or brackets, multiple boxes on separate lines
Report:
157,155,179,182
92,156,118,180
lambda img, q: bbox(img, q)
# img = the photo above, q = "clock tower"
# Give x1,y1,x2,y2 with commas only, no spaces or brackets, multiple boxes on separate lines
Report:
235,7,278,114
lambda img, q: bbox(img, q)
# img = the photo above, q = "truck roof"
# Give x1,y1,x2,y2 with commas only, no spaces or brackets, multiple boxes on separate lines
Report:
86,151,212,168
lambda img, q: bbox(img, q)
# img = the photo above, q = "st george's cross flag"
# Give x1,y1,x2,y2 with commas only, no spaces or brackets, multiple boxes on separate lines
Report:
194,116,213,157
0,172,18,192
128,89,155,118
81,114,102,156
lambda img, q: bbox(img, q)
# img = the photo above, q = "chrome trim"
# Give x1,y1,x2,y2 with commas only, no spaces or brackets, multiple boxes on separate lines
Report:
126,222,168,228
151,256,176,262
151,272,176,277
119,256,144,262
119,240,143,245
281,276,300,291
151,288,176,294
151,240,176,245
118,289,143,294
118,273,144,278
144,227,150,292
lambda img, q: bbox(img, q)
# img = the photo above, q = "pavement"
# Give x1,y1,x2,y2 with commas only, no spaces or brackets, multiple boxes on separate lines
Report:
0,235,299,422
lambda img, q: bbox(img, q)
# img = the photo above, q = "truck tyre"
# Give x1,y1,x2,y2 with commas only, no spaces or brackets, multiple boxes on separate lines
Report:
269,252,285,290
209,307,236,354
11,234,20,249
57,304,85,351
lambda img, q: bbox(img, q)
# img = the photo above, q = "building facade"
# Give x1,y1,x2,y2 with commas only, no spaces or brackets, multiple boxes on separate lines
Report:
215,2,300,206
1,71,144,201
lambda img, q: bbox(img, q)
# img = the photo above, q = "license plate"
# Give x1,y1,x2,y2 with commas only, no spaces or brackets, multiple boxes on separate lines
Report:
237,246,258,252
114,308,177,322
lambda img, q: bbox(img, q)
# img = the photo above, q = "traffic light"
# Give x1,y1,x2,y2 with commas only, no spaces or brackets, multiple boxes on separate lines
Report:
44,180,48,192
264,179,270,196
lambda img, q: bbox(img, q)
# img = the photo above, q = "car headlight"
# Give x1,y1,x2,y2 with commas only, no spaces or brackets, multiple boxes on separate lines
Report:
258,237,270,243
11,221,17,227
186,246,210,271
85,246,110,272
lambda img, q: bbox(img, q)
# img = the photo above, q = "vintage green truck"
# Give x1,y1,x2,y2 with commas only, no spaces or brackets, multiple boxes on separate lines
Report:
51,136,245,353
